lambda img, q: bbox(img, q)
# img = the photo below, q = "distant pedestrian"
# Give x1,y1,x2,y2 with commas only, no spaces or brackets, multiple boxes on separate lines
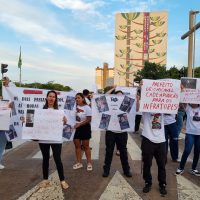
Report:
83,89,91,106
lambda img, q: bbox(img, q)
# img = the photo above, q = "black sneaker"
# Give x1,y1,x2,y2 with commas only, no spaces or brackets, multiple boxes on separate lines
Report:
159,184,167,195
124,171,132,177
102,171,109,177
143,183,151,193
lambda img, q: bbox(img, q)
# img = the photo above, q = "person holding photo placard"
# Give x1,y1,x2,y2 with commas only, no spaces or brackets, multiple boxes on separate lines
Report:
102,88,132,178
73,93,92,171
139,80,167,196
38,90,69,189
175,103,200,176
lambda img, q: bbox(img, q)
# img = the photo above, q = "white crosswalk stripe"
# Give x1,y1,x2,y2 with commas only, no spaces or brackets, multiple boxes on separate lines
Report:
99,171,142,200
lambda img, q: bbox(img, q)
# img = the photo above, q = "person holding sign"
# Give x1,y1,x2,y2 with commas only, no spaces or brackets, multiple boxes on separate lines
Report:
175,104,200,176
102,89,132,178
139,81,167,195
38,90,69,189
73,93,92,171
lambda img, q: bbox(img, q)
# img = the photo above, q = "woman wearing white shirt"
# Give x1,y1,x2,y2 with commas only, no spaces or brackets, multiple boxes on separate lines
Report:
73,93,92,171
38,90,69,189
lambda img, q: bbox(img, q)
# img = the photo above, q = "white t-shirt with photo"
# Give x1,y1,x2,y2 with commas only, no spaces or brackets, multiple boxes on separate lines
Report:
185,105,200,135
76,105,92,123
142,112,166,143
164,114,176,125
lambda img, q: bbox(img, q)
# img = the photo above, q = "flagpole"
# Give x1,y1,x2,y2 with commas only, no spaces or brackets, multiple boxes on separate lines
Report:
20,66,21,87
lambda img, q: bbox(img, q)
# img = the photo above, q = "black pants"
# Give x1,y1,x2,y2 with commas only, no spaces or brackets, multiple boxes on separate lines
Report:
39,143,65,181
141,136,166,186
103,131,130,174
135,115,142,132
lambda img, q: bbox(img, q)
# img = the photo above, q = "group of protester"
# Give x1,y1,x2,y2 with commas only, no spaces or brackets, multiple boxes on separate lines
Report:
0,77,200,196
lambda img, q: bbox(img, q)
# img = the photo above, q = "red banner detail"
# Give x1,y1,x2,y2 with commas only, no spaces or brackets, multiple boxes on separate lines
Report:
143,13,150,61
23,90,43,94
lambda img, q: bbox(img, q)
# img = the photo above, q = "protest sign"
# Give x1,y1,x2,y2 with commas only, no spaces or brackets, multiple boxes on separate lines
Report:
91,94,136,132
0,100,11,130
139,79,180,114
2,86,76,141
180,77,200,104
22,109,64,141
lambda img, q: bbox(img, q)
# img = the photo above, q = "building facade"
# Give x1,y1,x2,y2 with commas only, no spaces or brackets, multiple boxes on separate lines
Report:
96,63,114,90
114,11,168,86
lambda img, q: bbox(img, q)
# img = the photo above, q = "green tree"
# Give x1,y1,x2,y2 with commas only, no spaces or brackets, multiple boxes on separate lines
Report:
167,66,180,79
15,81,72,91
194,66,200,77
134,61,168,81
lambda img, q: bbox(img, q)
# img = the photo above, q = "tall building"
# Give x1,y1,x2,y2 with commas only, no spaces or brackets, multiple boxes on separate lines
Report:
96,63,114,90
114,11,168,86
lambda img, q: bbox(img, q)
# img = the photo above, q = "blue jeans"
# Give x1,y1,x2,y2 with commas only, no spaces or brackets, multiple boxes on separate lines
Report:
165,122,179,160
0,131,7,164
179,134,200,170
176,111,185,136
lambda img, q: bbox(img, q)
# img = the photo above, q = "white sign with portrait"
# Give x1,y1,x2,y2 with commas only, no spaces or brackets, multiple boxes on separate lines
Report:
22,109,64,141
91,94,136,132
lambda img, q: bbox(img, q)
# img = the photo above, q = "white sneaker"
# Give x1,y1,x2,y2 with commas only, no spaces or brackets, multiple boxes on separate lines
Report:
189,169,200,177
175,168,184,175
0,164,5,169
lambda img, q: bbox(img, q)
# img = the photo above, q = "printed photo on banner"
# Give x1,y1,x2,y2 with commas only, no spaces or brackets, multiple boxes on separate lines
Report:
181,78,196,89
11,101,17,116
7,124,18,140
95,96,109,113
119,96,135,113
63,124,74,140
180,77,200,104
25,109,35,127
64,96,75,110
139,79,180,114
118,113,130,130
99,113,111,129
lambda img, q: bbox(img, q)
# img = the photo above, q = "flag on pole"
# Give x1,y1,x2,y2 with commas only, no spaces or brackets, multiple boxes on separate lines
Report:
18,46,22,69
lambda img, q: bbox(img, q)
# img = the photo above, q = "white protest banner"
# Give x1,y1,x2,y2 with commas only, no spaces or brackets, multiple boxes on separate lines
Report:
91,94,136,132
2,86,76,141
22,109,64,141
115,86,137,96
0,100,11,130
139,79,180,114
180,77,200,104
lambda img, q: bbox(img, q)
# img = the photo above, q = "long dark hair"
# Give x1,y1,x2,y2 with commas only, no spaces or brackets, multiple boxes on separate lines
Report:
43,90,58,109
75,93,87,105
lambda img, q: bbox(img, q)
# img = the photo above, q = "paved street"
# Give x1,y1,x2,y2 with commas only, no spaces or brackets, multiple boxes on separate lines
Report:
0,129,200,200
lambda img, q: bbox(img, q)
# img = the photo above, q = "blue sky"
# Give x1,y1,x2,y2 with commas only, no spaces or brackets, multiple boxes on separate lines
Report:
0,0,199,91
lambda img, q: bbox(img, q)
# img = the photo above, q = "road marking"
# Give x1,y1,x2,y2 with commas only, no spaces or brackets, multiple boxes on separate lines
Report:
32,149,52,159
177,175,200,200
127,134,142,160
82,130,101,160
99,171,142,200
17,172,64,200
